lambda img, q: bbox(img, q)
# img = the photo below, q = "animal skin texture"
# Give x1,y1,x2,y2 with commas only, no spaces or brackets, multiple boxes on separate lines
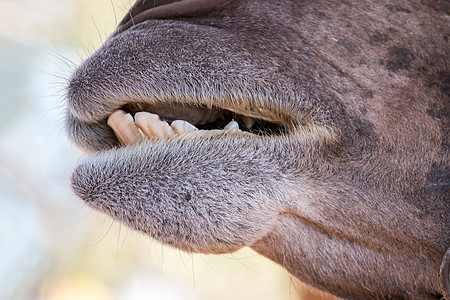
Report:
66,0,450,299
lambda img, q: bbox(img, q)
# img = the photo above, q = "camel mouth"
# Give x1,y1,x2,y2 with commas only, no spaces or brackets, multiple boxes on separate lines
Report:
106,101,291,146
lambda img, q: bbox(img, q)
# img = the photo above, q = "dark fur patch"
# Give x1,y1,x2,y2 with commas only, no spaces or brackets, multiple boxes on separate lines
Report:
419,164,450,221
437,72,450,96
369,31,390,46
425,0,450,14
387,27,399,34
428,72,450,97
426,163,450,185
337,39,359,55
184,192,192,202
361,90,374,99
328,105,379,160
426,94,450,152
381,47,414,72
435,0,450,13
409,164,449,242
427,102,443,120
351,115,376,140
386,4,412,13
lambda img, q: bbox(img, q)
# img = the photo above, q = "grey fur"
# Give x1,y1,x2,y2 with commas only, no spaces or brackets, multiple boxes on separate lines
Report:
66,0,450,299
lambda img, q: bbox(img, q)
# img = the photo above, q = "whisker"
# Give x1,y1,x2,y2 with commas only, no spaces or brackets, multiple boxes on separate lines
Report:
87,217,114,246
191,254,196,291
110,0,118,27
91,16,104,47
178,250,195,286
199,254,234,286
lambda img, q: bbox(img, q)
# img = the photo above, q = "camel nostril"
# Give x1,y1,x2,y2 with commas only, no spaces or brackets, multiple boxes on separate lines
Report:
117,0,176,28
114,0,232,36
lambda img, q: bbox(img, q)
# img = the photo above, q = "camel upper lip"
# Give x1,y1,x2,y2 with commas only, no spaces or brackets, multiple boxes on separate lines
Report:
65,13,316,152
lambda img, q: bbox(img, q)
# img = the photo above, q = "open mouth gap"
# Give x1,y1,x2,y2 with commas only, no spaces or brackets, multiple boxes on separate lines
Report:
120,102,287,136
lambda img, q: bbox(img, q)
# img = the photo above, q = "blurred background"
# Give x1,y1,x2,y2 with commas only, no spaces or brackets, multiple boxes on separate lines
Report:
0,0,309,299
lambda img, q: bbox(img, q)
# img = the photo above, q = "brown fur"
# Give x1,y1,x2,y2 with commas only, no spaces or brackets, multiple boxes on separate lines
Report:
66,0,450,299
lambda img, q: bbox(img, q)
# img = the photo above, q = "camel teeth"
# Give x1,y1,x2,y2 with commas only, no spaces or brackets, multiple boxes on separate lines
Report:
224,120,239,130
108,110,245,145
135,112,175,139
242,116,255,128
171,120,198,135
107,110,143,145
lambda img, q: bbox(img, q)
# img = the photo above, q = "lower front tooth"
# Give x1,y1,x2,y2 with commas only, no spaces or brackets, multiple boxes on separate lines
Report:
171,120,198,135
135,112,175,139
224,120,239,130
107,110,143,145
